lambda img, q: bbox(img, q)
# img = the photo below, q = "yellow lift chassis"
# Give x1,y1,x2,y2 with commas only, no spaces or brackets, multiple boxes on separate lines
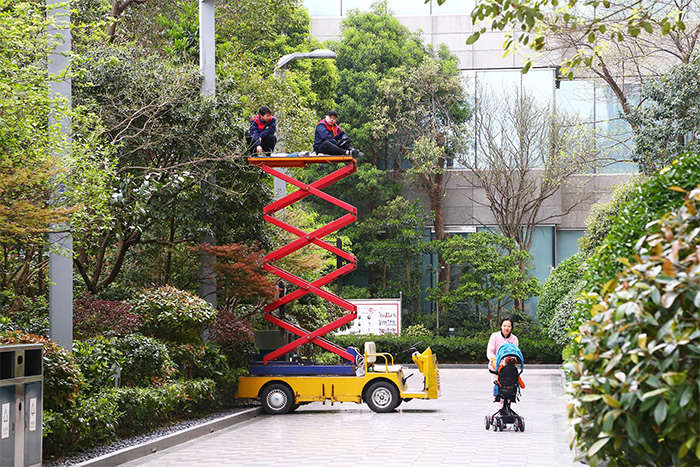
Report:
236,342,440,414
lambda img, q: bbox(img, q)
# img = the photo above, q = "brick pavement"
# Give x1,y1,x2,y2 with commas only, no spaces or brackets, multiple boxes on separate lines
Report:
120,368,580,467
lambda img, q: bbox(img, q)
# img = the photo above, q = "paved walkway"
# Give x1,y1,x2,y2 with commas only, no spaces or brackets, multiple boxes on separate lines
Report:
121,368,579,466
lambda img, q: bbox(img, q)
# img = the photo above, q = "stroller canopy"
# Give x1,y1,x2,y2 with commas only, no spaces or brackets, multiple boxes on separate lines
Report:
496,343,524,372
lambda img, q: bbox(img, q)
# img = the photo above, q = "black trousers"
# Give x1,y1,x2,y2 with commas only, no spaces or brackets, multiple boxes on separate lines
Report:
314,140,346,155
246,134,276,154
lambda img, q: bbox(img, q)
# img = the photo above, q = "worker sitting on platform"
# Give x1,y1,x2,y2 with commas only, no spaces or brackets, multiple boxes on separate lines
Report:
247,105,277,155
313,110,363,158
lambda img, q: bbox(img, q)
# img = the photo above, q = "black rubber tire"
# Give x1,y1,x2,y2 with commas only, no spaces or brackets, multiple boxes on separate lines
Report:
484,416,490,430
519,418,525,432
261,383,294,415
365,380,400,413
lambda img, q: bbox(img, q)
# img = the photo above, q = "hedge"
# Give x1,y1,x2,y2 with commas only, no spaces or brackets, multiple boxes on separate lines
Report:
43,379,218,459
330,334,562,364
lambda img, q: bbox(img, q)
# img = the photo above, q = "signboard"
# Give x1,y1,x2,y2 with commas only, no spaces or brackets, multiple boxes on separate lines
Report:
336,299,401,335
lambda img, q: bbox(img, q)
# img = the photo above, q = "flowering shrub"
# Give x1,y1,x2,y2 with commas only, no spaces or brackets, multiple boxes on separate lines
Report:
131,286,216,343
73,293,141,339
0,331,83,411
567,187,700,466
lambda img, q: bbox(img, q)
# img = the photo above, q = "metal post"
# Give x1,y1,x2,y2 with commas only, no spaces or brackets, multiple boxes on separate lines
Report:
199,0,217,309
47,0,73,350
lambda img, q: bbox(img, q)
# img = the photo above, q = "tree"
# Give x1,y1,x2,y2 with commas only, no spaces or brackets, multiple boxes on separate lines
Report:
459,0,692,75
0,1,81,309
330,0,427,163
373,52,470,288
431,232,540,325
352,197,430,311
71,47,269,293
625,56,700,173
458,88,602,254
196,243,277,312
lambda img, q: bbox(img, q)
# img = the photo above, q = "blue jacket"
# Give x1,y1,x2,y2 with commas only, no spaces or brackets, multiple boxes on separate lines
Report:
249,115,277,147
313,119,345,152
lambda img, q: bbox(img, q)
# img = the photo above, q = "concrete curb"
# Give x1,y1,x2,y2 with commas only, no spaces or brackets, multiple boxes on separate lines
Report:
75,407,263,467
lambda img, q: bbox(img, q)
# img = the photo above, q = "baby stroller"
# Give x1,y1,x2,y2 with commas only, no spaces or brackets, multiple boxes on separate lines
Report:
485,343,525,432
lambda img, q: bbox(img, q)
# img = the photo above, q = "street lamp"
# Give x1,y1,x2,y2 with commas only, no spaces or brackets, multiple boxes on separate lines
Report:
272,49,337,199
274,49,337,78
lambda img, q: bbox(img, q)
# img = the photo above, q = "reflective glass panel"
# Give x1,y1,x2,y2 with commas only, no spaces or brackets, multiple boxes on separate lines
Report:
387,0,431,15
304,0,339,16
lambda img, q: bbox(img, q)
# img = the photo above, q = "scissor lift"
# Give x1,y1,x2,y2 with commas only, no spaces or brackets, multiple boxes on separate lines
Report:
247,155,359,374
236,155,440,414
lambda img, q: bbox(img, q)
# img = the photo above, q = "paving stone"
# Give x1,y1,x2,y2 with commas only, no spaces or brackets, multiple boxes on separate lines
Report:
121,368,579,466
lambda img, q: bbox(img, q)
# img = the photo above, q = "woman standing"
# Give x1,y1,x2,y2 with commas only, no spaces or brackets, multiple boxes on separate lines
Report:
487,317,519,395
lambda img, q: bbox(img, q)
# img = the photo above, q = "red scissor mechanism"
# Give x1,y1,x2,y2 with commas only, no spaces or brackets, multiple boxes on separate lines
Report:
248,155,358,364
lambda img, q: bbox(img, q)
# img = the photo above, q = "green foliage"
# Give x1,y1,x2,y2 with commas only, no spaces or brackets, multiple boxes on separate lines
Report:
352,196,429,305
43,379,219,460
331,333,561,364
578,178,642,257
0,331,83,411
626,57,700,174
73,337,124,394
463,0,688,77
403,324,434,338
433,232,540,323
331,0,428,159
132,286,217,344
548,280,586,346
538,254,584,326
581,154,700,321
113,333,176,387
567,188,700,466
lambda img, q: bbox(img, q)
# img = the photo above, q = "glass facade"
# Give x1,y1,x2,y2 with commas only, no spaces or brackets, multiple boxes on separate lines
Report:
304,0,473,16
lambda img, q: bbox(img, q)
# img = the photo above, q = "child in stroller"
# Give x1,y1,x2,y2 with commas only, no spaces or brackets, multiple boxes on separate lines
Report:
485,343,526,432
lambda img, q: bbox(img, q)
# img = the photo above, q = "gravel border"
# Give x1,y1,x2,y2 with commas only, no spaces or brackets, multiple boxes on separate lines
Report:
46,404,261,467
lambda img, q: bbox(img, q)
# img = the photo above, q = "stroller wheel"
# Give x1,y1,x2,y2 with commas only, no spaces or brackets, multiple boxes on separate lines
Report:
484,416,490,430
518,418,525,432
514,422,519,432
492,418,498,431
496,418,502,431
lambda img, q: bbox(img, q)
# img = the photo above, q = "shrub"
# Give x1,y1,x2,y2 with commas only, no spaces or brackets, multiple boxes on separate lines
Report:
583,154,700,305
0,331,83,411
577,178,641,257
73,293,141,339
330,333,562,364
537,254,584,327
73,337,124,393
43,379,219,461
208,308,254,352
547,279,586,346
403,324,433,338
132,285,217,343
567,188,700,466
113,334,176,387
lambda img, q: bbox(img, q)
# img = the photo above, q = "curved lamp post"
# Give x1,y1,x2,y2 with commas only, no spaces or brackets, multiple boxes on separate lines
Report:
274,49,337,78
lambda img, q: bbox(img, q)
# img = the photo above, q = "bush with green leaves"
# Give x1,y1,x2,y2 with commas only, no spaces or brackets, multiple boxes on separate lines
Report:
43,379,218,460
548,279,585,346
114,334,176,386
582,154,700,302
566,188,700,466
331,333,562,364
577,178,641,258
538,254,584,327
132,286,217,344
73,337,124,393
0,331,83,411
